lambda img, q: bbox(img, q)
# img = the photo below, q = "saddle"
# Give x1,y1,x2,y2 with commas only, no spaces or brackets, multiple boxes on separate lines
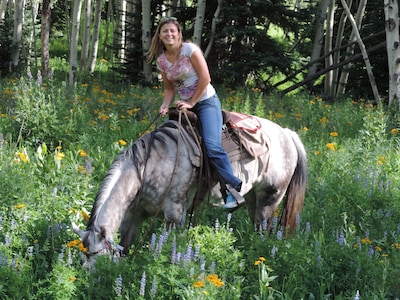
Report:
168,108,269,162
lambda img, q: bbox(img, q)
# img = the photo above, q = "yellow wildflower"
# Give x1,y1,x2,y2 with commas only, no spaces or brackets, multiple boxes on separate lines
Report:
81,210,90,222
56,152,65,161
14,203,25,209
118,139,127,146
361,237,372,245
67,239,81,248
78,242,88,253
79,149,88,157
326,142,336,151
390,128,398,134
329,132,338,137
319,117,329,124
193,280,205,288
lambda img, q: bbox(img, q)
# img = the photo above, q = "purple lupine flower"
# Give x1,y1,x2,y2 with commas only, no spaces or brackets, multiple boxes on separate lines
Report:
176,252,181,264
139,271,146,296
150,276,157,299
215,219,220,230
356,236,361,250
336,229,345,246
276,229,283,240
262,219,268,231
27,246,34,257
170,236,177,264
305,221,311,234
58,249,64,261
115,274,123,297
193,245,200,260
150,233,157,251
296,212,301,229
271,245,278,259
68,248,73,267
84,161,93,175
227,213,232,226
199,256,205,271
180,214,186,228
10,219,15,231
368,245,374,256
183,244,192,264
5,236,11,246
210,261,216,273
272,216,278,231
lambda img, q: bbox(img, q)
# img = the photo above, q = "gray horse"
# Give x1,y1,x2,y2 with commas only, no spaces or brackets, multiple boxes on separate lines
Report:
73,112,307,263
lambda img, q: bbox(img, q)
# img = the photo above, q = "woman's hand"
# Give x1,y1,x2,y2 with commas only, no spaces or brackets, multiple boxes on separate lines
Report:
175,100,193,110
159,104,169,116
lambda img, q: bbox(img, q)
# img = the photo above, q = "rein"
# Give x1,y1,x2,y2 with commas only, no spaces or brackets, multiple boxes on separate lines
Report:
85,238,124,259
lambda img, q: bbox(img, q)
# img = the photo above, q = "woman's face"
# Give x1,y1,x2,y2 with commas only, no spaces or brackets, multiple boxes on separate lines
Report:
159,23,180,48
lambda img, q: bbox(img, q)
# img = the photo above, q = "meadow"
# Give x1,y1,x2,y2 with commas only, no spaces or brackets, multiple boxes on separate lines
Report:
0,73,399,299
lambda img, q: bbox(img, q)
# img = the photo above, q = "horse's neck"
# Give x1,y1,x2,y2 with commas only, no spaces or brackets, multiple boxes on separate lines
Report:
89,155,142,237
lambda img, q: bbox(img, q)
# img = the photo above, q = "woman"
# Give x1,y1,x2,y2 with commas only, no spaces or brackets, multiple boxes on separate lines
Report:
146,17,243,210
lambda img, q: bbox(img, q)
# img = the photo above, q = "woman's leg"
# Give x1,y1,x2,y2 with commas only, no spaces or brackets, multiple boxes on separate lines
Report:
192,94,242,190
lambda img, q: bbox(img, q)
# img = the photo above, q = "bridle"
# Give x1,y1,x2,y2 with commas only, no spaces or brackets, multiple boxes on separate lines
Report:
84,238,124,260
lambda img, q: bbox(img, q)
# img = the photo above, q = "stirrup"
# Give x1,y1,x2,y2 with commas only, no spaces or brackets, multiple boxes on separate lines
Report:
222,184,245,211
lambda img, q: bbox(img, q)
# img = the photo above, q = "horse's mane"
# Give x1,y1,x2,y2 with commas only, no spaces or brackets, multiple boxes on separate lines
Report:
86,121,192,228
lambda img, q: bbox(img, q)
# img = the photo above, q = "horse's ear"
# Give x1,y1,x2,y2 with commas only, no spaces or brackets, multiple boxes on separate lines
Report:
72,222,85,238
100,226,107,239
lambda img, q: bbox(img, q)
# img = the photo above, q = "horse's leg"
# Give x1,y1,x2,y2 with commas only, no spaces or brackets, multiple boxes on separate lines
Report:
119,210,147,255
252,183,286,232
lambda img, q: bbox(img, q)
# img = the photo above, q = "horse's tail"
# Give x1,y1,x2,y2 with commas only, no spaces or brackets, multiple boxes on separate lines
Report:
280,130,308,233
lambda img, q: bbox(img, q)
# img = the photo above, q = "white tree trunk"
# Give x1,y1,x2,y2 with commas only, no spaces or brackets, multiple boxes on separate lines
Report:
27,0,39,76
88,0,102,73
340,0,380,102
119,0,127,63
0,0,8,23
336,0,367,95
41,0,51,78
11,0,25,69
306,0,330,84
204,0,222,58
384,0,400,106
142,0,151,82
324,0,335,96
80,0,92,72
192,0,206,46
69,0,82,86
332,0,353,96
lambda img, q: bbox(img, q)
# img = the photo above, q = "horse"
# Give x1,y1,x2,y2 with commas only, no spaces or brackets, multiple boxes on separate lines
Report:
72,110,307,264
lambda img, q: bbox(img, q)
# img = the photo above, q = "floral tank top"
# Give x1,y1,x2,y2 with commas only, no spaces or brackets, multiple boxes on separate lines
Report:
156,42,215,101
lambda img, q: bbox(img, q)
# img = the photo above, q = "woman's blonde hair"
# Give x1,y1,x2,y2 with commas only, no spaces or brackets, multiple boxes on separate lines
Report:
146,17,183,63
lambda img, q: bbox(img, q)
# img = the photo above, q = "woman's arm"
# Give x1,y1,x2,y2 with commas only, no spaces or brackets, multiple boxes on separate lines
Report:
187,50,211,106
160,71,176,115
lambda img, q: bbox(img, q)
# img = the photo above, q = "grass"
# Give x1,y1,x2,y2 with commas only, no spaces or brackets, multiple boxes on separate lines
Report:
0,73,399,299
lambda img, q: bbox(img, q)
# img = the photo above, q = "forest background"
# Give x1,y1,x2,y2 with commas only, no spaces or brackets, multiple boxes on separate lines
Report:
1,0,400,104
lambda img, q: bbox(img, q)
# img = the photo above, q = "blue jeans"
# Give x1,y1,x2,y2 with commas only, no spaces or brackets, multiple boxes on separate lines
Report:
191,94,242,190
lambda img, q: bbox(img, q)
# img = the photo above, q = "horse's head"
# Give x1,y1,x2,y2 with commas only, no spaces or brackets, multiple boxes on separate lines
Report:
72,222,123,267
